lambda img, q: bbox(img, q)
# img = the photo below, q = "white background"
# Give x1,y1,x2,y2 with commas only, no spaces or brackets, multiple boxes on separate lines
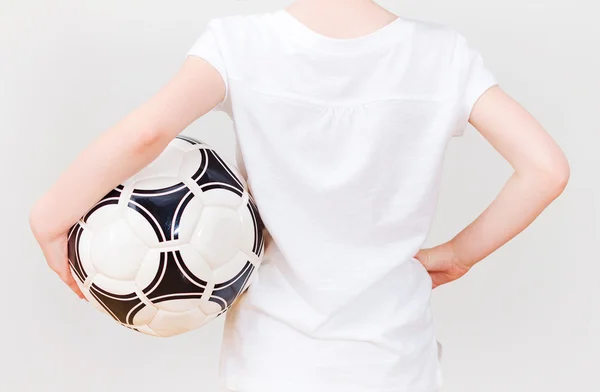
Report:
1,0,597,391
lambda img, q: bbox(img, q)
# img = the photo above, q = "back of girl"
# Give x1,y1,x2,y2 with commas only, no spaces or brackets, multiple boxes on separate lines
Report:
30,0,570,391
189,3,479,391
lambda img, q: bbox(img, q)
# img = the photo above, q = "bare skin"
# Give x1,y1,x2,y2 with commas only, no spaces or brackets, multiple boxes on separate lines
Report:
29,0,569,298
415,85,570,288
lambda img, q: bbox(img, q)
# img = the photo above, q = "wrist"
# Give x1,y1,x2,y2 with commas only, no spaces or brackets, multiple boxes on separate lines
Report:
29,195,69,241
443,239,473,271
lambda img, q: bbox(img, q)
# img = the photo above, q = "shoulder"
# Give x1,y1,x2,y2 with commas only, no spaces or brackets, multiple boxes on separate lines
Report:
200,11,281,72
205,11,274,41
401,17,460,43
401,18,482,68
391,17,465,71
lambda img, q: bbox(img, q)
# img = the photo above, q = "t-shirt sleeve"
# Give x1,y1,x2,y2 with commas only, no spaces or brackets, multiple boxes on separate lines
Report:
452,31,498,137
185,18,229,113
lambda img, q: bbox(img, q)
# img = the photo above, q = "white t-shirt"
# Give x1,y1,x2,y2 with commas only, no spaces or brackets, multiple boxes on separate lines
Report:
186,9,497,392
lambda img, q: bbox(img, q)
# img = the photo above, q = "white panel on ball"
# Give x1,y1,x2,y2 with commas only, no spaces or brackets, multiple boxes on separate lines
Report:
153,298,203,313
212,250,253,281
201,188,245,209
198,299,223,316
149,307,208,337
130,303,158,326
173,196,204,243
75,228,97,281
134,249,164,293
190,206,243,269
179,148,205,179
84,203,122,232
177,244,215,280
92,274,139,297
123,207,163,248
89,219,149,280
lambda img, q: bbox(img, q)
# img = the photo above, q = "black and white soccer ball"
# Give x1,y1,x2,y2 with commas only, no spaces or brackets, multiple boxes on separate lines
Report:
67,135,265,337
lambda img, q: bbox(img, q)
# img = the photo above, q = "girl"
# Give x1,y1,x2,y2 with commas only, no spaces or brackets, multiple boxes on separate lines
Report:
29,0,570,391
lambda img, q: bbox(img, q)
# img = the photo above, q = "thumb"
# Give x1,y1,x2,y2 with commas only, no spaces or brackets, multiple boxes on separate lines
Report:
413,248,431,267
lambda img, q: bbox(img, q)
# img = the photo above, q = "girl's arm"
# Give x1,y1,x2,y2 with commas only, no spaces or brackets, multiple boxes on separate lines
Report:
450,85,570,270
29,56,226,298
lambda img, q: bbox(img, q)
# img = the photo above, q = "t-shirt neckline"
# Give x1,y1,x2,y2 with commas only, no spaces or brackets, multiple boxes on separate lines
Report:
272,9,408,53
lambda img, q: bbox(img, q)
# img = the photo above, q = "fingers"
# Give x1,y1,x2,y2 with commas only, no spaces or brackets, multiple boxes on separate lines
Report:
58,268,87,300
41,235,88,301
429,272,447,289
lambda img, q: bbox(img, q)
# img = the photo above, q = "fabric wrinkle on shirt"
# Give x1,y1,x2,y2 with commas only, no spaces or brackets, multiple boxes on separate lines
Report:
186,9,497,392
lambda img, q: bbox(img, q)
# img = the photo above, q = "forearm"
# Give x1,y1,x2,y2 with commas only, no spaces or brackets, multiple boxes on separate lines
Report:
29,107,170,240
449,168,568,268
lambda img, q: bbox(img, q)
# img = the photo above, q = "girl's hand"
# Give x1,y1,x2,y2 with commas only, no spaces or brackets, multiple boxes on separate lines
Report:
30,206,86,300
414,243,472,289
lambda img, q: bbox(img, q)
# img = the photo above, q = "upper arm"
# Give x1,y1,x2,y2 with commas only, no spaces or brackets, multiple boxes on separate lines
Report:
141,56,226,140
451,29,569,185
131,19,228,144
469,85,570,183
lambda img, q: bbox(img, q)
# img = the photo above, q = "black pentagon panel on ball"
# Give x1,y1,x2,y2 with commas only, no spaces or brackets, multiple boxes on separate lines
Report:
88,284,145,325
128,184,195,242
67,222,88,283
193,148,245,196
143,251,207,304
209,260,255,311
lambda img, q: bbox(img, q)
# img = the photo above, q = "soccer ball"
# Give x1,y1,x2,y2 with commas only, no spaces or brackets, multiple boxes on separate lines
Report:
67,135,265,337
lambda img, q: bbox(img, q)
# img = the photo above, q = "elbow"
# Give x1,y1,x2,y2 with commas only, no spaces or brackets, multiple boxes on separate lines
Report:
130,127,171,155
534,159,570,199
137,127,166,149
548,152,571,196
29,199,48,242
516,157,570,201
551,163,570,195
